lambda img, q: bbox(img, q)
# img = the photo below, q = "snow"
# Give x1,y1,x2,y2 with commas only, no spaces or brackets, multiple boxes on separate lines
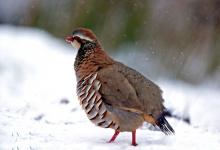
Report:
0,25,220,150
161,81,220,132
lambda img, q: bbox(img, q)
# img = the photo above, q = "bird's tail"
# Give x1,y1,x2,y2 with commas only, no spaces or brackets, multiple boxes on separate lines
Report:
156,113,175,135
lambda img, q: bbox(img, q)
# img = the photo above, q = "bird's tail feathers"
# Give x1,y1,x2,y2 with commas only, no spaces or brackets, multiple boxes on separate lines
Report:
156,113,175,135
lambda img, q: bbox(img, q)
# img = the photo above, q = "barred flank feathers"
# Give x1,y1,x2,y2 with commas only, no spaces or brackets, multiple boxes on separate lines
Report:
156,113,175,135
77,73,119,130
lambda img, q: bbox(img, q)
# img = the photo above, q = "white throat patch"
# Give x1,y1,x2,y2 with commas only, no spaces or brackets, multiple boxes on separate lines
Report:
71,40,81,50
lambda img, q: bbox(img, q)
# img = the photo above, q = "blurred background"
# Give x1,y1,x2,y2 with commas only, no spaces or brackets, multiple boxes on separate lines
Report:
1,1,220,149
1,0,220,85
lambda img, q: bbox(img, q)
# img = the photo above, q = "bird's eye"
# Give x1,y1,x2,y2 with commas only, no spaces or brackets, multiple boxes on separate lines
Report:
73,36,83,43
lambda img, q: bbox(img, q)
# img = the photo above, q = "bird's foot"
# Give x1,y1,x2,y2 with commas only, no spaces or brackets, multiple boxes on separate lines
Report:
131,143,138,146
131,130,138,146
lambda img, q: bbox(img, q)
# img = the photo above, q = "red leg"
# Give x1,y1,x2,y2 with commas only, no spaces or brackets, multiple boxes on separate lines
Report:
131,130,137,146
108,130,120,143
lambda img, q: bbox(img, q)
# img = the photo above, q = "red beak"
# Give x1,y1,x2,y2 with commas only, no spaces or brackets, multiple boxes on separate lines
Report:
65,35,74,44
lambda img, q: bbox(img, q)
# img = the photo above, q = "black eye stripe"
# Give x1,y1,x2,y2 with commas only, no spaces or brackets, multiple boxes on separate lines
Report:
72,32,93,42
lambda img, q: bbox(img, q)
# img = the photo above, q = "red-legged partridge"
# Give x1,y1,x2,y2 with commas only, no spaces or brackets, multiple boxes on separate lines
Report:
65,28,174,146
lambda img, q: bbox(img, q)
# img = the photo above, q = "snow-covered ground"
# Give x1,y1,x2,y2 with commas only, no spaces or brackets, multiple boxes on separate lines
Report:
0,25,220,150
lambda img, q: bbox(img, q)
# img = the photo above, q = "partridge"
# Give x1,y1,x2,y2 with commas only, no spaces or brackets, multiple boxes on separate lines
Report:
65,28,174,146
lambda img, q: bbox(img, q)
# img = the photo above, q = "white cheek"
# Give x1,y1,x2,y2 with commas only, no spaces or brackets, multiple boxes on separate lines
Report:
71,40,81,50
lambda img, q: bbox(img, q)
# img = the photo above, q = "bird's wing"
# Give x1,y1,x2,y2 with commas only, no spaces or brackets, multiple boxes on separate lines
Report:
114,62,165,118
96,66,144,114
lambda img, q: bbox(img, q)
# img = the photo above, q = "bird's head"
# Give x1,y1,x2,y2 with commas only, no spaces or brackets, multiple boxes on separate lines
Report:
65,28,99,51
65,28,113,73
